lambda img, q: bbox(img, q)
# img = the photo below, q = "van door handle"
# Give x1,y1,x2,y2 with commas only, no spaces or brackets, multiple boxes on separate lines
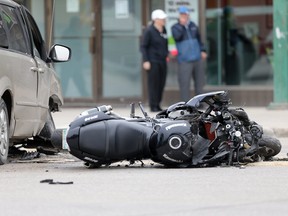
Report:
30,67,38,72
38,68,45,73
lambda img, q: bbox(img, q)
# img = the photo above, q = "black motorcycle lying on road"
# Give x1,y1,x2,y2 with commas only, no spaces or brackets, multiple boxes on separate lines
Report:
65,91,281,168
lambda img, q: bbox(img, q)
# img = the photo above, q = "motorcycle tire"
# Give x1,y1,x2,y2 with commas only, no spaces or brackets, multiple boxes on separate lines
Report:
51,128,63,150
258,135,282,159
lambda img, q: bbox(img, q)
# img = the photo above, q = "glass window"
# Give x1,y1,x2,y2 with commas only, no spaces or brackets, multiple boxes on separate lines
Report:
30,0,45,36
1,5,28,53
151,1,164,11
0,8,8,48
25,10,45,59
101,0,142,97
206,0,273,86
54,0,93,98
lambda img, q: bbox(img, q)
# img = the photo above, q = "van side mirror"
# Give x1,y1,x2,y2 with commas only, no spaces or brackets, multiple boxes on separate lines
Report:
48,44,71,63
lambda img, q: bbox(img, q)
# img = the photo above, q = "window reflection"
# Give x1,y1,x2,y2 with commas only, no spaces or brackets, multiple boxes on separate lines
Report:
206,0,273,86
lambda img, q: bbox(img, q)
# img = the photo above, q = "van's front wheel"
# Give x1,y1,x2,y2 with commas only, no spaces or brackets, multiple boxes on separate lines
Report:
0,98,9,165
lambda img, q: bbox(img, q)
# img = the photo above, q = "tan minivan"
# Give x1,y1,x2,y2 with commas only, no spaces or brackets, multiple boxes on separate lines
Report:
0,0,71,164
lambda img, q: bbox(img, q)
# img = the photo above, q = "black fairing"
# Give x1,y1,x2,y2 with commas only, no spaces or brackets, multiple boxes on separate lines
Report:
186,91,229,108
66,111,154,164
150,121,193,166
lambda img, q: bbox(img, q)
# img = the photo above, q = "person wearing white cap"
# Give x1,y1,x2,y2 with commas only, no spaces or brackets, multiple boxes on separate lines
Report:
171,6,207,102
141,9,168,112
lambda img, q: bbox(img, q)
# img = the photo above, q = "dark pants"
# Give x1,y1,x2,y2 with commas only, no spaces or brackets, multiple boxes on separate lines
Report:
178,60,204,102
147,61,167,109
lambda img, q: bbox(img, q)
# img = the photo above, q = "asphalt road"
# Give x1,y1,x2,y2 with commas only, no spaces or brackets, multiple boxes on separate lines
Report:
2,107,288,216
1,138,288,216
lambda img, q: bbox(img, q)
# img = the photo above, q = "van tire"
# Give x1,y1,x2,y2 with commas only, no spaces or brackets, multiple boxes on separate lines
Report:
0,99,9,165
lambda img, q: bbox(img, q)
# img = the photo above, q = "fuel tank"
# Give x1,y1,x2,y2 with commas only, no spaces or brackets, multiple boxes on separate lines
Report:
66,111,153,165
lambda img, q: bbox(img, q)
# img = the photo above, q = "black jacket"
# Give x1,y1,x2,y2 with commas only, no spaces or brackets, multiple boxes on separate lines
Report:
141,24,169,63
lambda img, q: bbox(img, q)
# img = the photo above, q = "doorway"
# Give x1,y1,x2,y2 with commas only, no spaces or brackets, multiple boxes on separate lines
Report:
52,0,144,102
53,0,93,99
101,0,142,98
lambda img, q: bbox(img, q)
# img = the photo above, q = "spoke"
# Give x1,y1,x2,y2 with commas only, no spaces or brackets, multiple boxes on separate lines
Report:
0,110,4,122
0,109,8,156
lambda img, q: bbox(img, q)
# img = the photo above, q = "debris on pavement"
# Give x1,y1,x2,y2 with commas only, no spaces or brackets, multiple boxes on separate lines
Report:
8,145,79,164
40,179,73,185
20,151,40,160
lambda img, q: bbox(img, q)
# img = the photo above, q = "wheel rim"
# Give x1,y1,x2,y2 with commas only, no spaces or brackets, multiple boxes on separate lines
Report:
0,108,8,156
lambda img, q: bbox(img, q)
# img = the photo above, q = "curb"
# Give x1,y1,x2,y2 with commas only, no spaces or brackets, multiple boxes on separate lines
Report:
264,127,288,138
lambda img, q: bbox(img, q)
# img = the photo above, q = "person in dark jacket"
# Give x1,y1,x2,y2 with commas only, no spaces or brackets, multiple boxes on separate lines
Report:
171,6,207,102
141,9,169,112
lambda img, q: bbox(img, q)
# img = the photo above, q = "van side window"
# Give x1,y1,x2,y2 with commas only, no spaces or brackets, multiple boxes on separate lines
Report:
0,9,8,49
1,5,28,53
25,11,47,60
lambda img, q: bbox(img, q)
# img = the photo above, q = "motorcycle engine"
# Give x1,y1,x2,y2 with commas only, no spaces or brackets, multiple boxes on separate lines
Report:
150,120,194,167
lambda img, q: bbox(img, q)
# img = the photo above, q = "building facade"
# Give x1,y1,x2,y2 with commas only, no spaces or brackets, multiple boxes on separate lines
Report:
16,0,274,106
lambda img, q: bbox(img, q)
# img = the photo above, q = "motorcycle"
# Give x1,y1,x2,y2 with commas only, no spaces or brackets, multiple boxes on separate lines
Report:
65,91,281,168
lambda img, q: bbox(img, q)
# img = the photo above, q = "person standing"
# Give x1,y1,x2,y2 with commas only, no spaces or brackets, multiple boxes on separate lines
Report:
171,6,207,102
141,9,169,112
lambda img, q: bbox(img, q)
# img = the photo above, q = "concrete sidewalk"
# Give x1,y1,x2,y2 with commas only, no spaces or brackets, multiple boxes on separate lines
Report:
52,105,288,138
238,107,288,138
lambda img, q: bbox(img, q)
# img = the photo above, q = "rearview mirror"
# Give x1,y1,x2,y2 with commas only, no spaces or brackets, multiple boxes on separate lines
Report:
48,44,71,62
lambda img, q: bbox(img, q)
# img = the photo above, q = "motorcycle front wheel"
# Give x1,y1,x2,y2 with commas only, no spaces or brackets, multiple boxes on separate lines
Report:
258,135,282,159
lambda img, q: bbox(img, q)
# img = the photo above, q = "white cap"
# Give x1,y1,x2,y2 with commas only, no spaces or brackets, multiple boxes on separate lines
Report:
151,9,167,20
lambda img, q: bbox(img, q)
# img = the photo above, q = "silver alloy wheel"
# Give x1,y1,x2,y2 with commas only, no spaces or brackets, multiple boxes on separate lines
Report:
0,106,8,159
